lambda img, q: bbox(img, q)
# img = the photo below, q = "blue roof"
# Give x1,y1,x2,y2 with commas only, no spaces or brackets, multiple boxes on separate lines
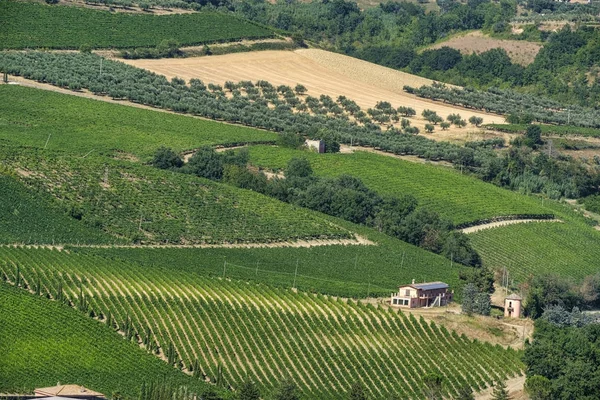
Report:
411,282,449,291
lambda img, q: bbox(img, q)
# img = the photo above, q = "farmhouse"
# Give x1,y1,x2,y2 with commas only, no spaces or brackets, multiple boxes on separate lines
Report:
391,280,453,308
305,139,325,153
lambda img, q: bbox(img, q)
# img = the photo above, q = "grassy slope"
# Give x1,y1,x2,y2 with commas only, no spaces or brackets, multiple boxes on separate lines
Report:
0,248,523,399
2,148,350,245
0,1,272,49
0,174,116,244
0,85,277,160
74,214,470,298
248,146,551,225
0,283,221,398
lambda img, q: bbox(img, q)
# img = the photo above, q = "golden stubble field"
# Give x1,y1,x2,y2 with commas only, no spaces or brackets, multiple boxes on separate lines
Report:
428,30,543,66
122,49,506,141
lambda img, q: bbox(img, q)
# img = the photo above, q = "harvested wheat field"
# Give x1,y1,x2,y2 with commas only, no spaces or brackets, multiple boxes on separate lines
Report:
429,30,542,66
123,49,504,137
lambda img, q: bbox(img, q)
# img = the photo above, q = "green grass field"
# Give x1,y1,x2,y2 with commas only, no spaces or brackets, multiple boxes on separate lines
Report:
74,214,470,298
0,174,116,245
248,146,551,225
0,86,277,160
0,1,272,49
0,247,523,399
0,283,221,398
469,221,600,284
2,148,349,245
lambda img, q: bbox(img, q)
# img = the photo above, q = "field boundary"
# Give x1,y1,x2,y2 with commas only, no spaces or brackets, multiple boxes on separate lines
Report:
461,218,562,234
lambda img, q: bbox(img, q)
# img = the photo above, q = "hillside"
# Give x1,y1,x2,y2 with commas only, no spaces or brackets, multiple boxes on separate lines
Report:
0,247,524,399
1,148,352,245
0,0,272,49
247,146,551,225
123,49,505,135
428,31,542,66
0,85,277,159
0,174,115,245
0,283,220,398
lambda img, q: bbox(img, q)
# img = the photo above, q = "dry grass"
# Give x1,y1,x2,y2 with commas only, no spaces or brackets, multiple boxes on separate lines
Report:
123,49,505,138
429,30,542,66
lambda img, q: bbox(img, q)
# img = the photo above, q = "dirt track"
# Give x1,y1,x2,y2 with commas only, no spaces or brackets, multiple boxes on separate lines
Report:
123,49,505,135
461,218,562,234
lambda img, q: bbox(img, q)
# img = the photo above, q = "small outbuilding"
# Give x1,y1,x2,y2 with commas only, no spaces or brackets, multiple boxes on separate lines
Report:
391,280,453,308
504,294,522,318
305,139,325,153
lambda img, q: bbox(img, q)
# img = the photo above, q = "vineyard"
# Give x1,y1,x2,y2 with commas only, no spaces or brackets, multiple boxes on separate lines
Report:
0,1,272,50
0,283,218,398
486,123,600,138
0,247,524,399
247,146,551,225
0,174,115,245
0,85,277,159
2,148,350,245
469,220,600,283
74,215,469,299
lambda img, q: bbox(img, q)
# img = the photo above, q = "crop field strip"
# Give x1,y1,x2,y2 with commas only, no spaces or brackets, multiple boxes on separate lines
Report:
0,284,215,397
247,146,551,225
0,85,278,159
2,148,350,245
468,221,600,283
0,247,524,399
0,1,273,50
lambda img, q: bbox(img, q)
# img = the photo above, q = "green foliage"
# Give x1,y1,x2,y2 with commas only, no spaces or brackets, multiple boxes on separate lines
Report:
469,221,600,285
277,133,305,150
248,146,551,225
348,382,368,400
524,376,551,400
3,149,349,245
490,381,509,400
524,318,600,399
422,373,444,400
424,124,435,133
0,174,114,245
152,147,183,170
0,247,524,399
0,1,272,49
468,116,483,127
461,283,478,316
285,158,313,179
524,125,543,148
454,385,475,400
272,380,301,400
0,284,217,397
0,86,277,160
523,275,582,319
237,381,260,400
186,147,225,180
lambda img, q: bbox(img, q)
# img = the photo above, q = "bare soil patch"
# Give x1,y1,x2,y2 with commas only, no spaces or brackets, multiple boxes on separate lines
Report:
461,218,562,234
429,31,542,66
123,49,505,136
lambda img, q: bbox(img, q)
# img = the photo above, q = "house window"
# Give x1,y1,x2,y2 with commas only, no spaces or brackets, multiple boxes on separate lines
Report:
509,301,512,307
405,289,410,296
392,298,398,305
402,299,409,306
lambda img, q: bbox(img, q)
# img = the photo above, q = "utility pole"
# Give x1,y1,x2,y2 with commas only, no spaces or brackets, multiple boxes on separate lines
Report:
222,259,227,278
293,259,299,289
99,58,103,78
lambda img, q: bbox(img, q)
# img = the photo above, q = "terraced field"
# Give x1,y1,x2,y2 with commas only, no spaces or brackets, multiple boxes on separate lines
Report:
3,149,350,245
0,284,218,398
0,1,272,49
469,221,600,283
0,85,277,159
247,146,551,225
0,247,524,399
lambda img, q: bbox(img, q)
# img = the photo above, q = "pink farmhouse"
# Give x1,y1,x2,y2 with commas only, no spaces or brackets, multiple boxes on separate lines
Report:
391,280,453,308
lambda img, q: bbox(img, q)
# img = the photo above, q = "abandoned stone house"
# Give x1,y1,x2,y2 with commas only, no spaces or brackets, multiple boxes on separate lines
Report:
390,280,453,308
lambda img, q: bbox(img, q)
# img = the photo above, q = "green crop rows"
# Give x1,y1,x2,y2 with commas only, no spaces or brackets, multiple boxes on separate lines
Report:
248,146,551,225
469,221,600,284
0,247,524,399
0,283,218,397
0,1,272,50
3,149,348,245
74,216,469,299
0,174,115,245
0,86,277,160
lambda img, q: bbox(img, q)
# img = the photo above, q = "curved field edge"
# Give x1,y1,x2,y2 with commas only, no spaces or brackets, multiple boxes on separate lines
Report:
0,1,273,50
247,146,552,225
0,247,524,399
0,283,220,398
1,148,352,245
468,220,600,284
0,85,278,159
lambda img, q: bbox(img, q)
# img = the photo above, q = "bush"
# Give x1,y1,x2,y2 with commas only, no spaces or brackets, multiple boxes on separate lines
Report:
151,146,183,170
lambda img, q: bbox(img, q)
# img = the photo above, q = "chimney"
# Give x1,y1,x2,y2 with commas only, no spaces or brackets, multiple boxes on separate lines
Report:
412,279,415,284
